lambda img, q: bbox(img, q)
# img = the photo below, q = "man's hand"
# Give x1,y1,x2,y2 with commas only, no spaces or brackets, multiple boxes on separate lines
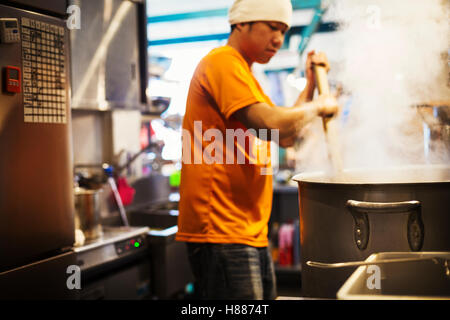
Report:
305,50,330,87
314,94,339,118
311,51,330,71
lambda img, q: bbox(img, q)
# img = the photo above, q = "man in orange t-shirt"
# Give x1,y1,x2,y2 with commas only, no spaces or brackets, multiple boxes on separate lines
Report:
176,0,338,299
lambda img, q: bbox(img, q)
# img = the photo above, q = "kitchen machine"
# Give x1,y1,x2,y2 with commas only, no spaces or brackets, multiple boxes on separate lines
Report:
0,0,75,299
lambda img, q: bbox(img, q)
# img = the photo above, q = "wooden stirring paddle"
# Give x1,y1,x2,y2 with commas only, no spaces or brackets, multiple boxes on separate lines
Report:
313,65,344,175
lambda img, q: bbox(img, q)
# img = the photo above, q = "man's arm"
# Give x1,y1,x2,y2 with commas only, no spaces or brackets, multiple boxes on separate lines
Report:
233,51,337,147
233,94,338,146
295,82,315,105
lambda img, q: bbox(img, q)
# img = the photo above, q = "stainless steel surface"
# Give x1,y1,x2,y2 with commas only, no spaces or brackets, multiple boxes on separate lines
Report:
416,103,450,161
294,164,450,183
74,225,151,300
71,110,114,166
70,0,144,110
74,187,103,240
74,226,149,253
307,256,447,269
346,200,421,212
0,3,74,272
78,257,151,300
346,199,424,251
292,165,450,298
74,226,149,271
337,252,450,300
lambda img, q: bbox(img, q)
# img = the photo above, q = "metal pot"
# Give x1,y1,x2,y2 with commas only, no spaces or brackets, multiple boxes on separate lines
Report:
292,165,450,298
74,187,103,241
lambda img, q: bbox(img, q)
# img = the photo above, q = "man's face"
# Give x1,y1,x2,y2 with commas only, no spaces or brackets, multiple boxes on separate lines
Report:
239,21,288,64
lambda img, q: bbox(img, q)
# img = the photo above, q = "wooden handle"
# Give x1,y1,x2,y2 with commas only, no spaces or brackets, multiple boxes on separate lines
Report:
313,65,330,95
313,65,331,130
313,65,344,175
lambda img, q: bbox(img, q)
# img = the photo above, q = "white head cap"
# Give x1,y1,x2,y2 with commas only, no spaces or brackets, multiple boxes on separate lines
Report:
228,0,293,29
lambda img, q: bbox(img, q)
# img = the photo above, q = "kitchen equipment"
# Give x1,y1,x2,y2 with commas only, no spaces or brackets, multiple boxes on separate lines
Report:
142,96,171,116
0,1,75,299
74,187,103,241
128,208,194,299
124,174,193,299
336,252,450,300
115,142,161,175
103,164,130,227
127,173,172,212
70,0,149,111
307,255,448,269
75,165,107,190
73,226,151,300
292,164,450,298
416,102,450,161
313,64,343,174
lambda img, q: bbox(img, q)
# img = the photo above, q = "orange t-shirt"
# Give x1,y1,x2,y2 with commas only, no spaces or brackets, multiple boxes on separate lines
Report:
176,45,274,247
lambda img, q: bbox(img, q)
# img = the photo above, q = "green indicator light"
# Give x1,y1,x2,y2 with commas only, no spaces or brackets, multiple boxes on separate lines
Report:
134,242,140,248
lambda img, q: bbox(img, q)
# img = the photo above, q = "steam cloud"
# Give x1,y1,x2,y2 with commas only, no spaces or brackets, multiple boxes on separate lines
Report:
294,0,450,176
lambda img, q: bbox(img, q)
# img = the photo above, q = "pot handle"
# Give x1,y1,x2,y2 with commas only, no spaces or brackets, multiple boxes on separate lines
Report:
346,200,424,251
307,256,444,269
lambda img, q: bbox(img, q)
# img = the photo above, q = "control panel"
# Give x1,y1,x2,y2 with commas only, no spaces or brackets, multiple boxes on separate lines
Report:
115,235,146,256
74,233,148,272
0,18,20,43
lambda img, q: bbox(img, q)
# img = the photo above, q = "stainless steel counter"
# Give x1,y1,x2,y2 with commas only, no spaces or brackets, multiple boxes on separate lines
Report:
74,226,149,272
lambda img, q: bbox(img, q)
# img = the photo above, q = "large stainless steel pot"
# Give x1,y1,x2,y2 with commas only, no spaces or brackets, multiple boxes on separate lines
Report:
292,165,450,298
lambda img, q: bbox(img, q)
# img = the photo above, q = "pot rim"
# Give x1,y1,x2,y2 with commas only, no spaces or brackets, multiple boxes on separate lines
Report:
74,187,103,195
292,164,450,185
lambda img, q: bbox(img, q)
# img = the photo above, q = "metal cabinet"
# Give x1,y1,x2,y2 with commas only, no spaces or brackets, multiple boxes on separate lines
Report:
70,0,148,110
